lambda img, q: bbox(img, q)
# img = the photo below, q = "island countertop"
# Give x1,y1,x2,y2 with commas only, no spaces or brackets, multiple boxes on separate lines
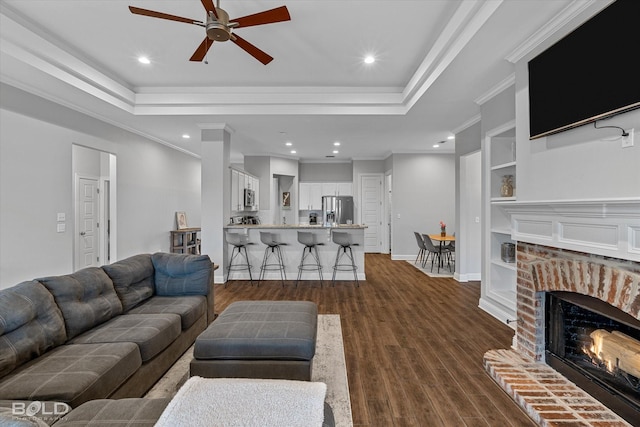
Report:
223,225,366,282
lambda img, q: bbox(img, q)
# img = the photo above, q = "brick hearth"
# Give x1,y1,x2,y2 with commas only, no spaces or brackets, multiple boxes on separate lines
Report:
485,349,630,426
484,243,640,426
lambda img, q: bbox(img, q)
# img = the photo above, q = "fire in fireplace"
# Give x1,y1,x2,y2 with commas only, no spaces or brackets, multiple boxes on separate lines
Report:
546,291,640,426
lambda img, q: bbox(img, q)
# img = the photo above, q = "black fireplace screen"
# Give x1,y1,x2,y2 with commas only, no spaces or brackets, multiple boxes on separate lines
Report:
545,291,640,425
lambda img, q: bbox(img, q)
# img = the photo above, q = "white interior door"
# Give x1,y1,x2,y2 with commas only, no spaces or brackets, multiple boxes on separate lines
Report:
360,174,383,253
76,176,100,269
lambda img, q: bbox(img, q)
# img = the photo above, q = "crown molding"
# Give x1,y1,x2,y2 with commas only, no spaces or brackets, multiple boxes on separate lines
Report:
452,114,481,135
505,0,612,63
474,74,514,106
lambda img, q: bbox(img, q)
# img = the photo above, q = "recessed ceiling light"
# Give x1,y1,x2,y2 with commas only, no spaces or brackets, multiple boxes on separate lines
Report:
433,144,440,148
333,141,341,146
285,142,292,146
364,55,375,64
448,135,455,140
138,56,151,65
332,150,339,154
182,134,190,139
290,150,297,154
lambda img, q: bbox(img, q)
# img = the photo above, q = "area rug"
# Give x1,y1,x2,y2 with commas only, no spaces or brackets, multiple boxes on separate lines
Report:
146,314,353,427
405,259,454,278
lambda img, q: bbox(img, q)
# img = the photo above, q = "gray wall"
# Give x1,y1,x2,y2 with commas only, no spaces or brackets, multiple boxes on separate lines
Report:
390,153,456,258
513,30,640,202
1,105,201,289
299,162,352,182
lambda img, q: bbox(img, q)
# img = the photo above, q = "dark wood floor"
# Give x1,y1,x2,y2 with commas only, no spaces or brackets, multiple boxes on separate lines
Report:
215,253,535,427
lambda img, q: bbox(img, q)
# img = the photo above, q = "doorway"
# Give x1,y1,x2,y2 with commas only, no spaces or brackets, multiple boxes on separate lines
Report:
458,150,481,281
72,145,116,270
359,173,384,253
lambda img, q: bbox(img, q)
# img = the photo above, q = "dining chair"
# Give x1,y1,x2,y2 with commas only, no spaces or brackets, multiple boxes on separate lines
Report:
445,232,455,267
413,232,427,266
422,234,451,272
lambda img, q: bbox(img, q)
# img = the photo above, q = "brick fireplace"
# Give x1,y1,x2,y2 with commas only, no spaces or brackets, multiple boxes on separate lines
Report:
484,200,640,426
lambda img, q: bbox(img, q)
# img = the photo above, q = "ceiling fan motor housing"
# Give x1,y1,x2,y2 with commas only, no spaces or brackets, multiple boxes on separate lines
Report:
206,8,231,41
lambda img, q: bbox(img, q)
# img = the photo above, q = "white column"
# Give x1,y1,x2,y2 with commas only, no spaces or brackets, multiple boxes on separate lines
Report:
200,125,231,283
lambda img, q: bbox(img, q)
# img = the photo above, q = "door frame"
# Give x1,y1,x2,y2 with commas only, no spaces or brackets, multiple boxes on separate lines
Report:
383,171,392,255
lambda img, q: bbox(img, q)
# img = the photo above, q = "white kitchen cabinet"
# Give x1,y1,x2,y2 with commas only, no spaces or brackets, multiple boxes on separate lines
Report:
336,182,352,196
230,169,260,212
299,182,350,211
321,183,337,197
299,183,322,210
231,170,240,211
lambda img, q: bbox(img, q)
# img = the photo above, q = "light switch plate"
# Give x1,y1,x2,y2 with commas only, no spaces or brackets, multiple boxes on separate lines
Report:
57,212,65,221
57,223,66,233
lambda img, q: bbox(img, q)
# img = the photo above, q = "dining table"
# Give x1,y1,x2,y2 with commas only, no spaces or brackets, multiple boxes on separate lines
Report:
427,234,455,273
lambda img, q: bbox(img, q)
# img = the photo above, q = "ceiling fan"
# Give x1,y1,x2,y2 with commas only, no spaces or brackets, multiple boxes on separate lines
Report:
128,0,291,65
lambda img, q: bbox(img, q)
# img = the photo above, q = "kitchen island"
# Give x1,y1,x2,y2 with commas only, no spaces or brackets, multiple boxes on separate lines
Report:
223,224,366,283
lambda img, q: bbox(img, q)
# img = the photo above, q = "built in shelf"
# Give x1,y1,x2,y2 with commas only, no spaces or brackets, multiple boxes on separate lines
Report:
491,161,516,170
490,228,511,235
491,259,517,271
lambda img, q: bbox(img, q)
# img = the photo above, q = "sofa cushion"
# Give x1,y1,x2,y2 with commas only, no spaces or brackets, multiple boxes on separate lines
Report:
69,314,181,362
0,343,141,408
127,296,206,330
53,398,170,427
102,254,155,312
0,281,67,377
38,268,123,340
151,253,211,296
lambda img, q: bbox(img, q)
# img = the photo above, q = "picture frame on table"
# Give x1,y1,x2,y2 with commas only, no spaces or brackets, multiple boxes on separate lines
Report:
176,211,188,230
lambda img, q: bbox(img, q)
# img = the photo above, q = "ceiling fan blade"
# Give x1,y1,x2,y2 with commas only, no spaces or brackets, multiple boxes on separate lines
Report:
231,34,273,65
200,0,218,19
190,38,214,62
129,6,202,25
232,6,291,28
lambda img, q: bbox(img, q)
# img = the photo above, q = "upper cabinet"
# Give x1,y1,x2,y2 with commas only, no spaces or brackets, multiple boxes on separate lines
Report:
299,183,323,210
299,182,352,210
230,168,259,212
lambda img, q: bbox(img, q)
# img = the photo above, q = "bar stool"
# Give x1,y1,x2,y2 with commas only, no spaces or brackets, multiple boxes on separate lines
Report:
225,231,253,285
296,231,324,287
331,231,359,287
259,231,287,287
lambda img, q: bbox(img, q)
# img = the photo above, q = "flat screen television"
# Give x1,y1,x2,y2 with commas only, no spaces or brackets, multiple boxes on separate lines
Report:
528,0,640,140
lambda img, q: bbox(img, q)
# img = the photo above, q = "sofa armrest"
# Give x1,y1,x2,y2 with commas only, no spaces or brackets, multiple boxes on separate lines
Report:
207,265,217,324
151,253,212,297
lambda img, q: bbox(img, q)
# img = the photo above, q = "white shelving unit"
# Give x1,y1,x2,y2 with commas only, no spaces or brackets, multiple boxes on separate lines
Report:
480,120,518,327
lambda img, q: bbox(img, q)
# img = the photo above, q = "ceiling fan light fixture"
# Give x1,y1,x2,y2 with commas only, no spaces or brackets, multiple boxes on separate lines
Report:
138,56,151,64
364,55,375,64
206,8,231,41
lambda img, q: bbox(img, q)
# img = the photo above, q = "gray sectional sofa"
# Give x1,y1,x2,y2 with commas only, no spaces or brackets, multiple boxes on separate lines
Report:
0,252,214,413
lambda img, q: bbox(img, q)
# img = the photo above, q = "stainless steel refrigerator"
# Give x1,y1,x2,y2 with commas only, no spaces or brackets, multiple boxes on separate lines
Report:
322,196,354,226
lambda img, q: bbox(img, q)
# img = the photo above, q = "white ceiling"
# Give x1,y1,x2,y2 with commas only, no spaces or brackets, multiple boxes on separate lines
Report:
0,0,606,162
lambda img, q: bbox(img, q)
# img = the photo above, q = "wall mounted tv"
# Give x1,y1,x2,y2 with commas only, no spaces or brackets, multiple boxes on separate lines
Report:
528,0,640,140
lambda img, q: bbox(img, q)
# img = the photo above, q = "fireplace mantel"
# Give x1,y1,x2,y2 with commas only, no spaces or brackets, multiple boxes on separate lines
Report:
502,198,640,262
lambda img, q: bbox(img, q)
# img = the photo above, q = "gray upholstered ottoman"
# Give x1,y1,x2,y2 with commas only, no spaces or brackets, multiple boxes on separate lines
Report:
190,301,318,381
